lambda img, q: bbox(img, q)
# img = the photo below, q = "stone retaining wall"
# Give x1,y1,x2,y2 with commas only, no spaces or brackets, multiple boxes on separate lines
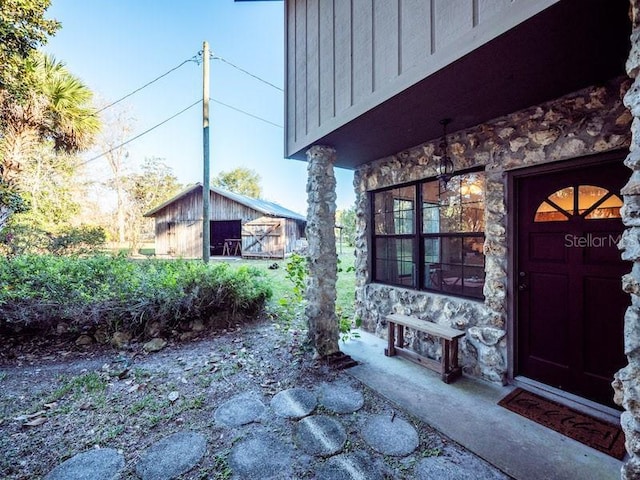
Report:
354,76,631,384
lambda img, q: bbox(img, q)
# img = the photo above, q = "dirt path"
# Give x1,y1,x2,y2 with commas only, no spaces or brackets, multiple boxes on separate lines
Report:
0,320,509,479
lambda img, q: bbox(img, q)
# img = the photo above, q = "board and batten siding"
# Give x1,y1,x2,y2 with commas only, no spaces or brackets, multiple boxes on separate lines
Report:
151,187,306,258
153,189,278,258
285,0,559,159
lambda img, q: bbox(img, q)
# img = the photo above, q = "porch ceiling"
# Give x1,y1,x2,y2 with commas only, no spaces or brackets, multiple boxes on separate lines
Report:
291,0,630,170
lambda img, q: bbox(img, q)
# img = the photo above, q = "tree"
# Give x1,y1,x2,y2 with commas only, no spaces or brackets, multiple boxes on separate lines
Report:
212,167,262,198
121,157,183,251
13,143,83,230
336,204,356,247
0,1,63,231
0,0,60,97
0,52,100,231
97,107,133,244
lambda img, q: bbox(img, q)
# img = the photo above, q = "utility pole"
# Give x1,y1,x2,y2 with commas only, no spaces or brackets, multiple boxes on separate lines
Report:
202,41,211,262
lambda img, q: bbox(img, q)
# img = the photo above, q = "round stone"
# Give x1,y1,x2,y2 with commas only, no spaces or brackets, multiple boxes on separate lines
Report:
316,452,385,480
362,414,419,456
318,382,364,414
214,394,266,427
229,433,293,479
414,451,510,480
294,415,347,457
44,448,124,480
270,388,317,419
135,431,207,480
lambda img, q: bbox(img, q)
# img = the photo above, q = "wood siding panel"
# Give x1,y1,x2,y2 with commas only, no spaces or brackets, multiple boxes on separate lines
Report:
285,0,558,158
478,0,516,24
307,0,320,129
286,1,297,145
399,0,431,74
433,0,473,52
295,0,308,140
334,0,352,114
352,0,373,105
319,0,335,123
373,0,399,91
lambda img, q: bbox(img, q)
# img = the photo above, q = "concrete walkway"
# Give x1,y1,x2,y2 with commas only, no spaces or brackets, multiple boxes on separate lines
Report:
341,329,624,480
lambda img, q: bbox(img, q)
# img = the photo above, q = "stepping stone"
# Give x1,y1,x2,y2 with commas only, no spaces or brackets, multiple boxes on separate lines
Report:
229,433,293,479
270,388,317,419
316,452,385,480
294,414,347,457
214,393,266,427
415,451,511,480
44,448,124,480
135,431,207,480
362,414,419,456
318,381,364,414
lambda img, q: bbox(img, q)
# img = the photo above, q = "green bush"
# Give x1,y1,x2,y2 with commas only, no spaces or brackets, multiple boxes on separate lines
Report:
0,254,272,336
0,224,106,256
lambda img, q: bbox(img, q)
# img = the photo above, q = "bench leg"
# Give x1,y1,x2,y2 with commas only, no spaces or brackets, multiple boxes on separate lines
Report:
384,321,396,356
441,338,462,384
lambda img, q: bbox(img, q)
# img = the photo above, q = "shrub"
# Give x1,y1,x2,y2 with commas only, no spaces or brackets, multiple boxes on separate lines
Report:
0,254,272,337
0,224,106,256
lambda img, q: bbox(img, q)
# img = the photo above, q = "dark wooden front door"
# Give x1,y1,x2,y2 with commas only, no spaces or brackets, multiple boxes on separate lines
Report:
516,160,629,407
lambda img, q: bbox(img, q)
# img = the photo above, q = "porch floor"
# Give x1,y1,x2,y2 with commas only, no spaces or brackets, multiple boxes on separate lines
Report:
341,330,623,480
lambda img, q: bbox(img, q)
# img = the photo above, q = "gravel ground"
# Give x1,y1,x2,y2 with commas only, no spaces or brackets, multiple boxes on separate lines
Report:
0,319,510,479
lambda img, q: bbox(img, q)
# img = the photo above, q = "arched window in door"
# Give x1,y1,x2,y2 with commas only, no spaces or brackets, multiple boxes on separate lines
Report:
534,185,622,222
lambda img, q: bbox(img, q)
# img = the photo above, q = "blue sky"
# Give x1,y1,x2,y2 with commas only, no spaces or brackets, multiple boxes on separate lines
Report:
43,0,355,215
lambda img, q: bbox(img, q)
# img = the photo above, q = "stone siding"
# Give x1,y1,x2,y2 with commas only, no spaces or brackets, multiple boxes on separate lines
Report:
354,76,631,385
613,2,640,477
305,146,340,357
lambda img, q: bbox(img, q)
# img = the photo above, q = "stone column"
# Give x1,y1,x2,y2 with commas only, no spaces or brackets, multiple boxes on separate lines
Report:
615,2,640,478
305,145,340,357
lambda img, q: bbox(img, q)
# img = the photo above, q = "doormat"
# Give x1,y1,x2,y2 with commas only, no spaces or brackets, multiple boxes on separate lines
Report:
498,388,626,460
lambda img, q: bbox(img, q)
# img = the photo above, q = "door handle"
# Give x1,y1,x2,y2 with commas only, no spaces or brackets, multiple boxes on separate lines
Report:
518,271,527,291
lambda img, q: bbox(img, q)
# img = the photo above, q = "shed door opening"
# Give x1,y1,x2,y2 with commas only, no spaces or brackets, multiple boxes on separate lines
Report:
210,220,242,256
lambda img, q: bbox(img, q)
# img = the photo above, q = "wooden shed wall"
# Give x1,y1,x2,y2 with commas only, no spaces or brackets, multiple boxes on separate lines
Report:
152,188,306,258
285,0,557,158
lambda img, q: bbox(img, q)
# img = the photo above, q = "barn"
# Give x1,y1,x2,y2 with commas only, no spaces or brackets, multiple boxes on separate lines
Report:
144,183,306,259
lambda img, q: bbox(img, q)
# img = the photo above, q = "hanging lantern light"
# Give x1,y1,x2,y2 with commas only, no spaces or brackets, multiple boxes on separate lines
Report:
437,118,454,187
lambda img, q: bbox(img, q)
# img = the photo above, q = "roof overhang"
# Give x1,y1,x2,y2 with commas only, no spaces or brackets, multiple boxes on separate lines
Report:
288,0,631,169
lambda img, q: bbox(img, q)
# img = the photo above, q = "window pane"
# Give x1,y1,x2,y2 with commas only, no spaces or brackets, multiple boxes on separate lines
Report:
423,203,439,233
584,195,622,219
534,200,570,222
462,266,485,297
373,187,415,235
441,264,463,294
548,187,574,214
424,237,440,263
442,237,462,264
578,185,608,213
436,173,485,233
579,185,623,219
374,238,415,286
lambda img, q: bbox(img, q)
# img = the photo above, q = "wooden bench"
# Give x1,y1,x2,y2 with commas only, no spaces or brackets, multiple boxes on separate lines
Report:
384,313,465,383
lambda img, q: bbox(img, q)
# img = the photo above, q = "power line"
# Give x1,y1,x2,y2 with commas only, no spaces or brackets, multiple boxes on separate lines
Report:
212,54,284,92
210,97,283,128
82,99,202,165
95,55,199,114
